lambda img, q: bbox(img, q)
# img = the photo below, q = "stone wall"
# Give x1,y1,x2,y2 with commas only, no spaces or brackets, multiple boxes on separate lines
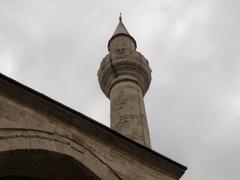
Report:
0,93,176,180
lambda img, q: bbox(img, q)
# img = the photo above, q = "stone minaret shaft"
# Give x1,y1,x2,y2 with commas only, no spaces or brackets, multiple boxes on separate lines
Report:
98,16,152,147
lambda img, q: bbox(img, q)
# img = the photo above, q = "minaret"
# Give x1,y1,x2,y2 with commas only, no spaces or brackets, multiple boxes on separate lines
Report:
98,15,152,148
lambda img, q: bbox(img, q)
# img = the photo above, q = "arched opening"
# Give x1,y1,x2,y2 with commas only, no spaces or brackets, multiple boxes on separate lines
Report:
0,149,100,180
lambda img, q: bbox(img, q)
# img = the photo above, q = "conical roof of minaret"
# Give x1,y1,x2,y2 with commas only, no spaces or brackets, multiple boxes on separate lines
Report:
112,15,130,36
108,15,137,51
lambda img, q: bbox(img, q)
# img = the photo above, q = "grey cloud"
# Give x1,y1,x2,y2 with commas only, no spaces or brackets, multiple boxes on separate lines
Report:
0,0,240,179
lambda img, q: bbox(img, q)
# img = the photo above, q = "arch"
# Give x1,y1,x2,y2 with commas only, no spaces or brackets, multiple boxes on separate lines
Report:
0,129,120,180
0,149,99,180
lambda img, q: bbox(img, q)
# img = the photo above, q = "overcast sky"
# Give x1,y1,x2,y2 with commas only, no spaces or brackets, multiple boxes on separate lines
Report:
0,0,240,179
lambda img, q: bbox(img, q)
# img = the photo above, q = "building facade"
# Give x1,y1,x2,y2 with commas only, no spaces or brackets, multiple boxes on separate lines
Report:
0,17,187,180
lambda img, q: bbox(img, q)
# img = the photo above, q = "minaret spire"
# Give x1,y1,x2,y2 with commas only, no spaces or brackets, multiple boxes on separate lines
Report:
98,17,152,148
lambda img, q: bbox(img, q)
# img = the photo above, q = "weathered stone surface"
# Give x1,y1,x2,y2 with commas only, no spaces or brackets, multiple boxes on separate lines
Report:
98,20,152,147
110,81,151,147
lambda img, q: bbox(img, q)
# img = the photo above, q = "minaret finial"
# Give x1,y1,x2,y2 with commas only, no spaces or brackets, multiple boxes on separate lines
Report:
119,13,122,22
